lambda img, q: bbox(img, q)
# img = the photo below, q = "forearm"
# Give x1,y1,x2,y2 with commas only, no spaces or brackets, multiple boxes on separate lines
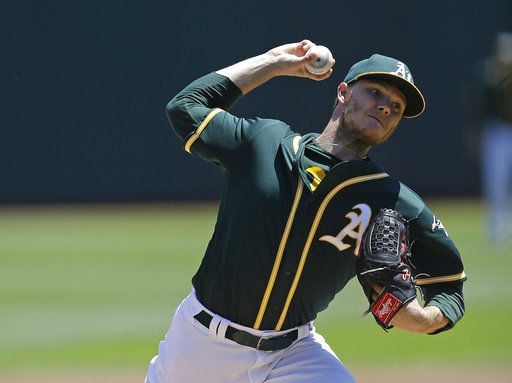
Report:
390,280,465,334
216,53,279,95
391,299,449,334
216,40,333,95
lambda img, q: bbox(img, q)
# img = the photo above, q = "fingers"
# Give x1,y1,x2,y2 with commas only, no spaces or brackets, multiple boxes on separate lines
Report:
300,39,315,54
271,40,312,58
371,283,383,301
307,68,334,81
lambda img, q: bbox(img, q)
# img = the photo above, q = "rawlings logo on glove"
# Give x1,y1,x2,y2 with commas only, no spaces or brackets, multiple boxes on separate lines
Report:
356,208,416,330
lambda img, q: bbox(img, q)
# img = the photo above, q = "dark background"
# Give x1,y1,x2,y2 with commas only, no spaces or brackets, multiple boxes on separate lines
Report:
2,0,511,203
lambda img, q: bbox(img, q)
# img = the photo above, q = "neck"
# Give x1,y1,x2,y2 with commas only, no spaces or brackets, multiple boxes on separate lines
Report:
315,136,369,161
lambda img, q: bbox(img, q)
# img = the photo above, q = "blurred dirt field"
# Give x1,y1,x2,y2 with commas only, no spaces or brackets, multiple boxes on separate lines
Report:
3,366,512,383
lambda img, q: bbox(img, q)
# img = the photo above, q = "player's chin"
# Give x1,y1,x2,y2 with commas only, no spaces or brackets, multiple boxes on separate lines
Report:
364,125,396,145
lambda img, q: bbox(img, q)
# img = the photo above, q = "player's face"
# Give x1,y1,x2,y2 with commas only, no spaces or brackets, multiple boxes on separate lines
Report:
339,79,406,145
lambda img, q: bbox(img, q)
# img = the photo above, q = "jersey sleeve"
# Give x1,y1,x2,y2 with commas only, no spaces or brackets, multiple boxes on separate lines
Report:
396,184,466,331
166,72,283,168
410,205,467,331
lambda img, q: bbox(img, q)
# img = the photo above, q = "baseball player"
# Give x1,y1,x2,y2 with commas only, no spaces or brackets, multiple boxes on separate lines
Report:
461,31,512,250
145,40,466,383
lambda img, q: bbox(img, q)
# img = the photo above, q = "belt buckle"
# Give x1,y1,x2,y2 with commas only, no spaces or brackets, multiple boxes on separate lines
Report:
256,332,296,351
256,335,272,351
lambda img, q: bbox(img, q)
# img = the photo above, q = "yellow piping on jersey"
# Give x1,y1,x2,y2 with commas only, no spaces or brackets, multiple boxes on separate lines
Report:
274,172,389,331
415,271,466,285
184,108,224,153
253,178,304,330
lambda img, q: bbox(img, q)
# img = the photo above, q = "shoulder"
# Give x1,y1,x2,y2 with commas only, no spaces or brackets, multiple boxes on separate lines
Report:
396,182,425,215
234,116,294,143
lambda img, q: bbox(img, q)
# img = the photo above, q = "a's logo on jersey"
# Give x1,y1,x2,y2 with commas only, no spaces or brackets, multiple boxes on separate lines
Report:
431,215,448,237
319,203,372,255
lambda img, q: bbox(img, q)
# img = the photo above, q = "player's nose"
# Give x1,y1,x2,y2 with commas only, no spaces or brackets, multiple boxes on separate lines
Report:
377,104,391,115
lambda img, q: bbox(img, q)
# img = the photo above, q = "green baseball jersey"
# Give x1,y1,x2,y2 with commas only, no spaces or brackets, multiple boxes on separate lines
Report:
167,72,466,332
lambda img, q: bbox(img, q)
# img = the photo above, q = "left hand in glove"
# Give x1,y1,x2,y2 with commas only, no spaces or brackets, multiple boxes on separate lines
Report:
356,208,417,330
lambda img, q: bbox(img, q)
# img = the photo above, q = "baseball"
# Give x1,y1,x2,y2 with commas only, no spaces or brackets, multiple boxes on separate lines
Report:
305,45,335,75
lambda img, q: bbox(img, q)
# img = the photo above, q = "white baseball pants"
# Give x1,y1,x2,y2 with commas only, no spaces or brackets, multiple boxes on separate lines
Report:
144,290,355,383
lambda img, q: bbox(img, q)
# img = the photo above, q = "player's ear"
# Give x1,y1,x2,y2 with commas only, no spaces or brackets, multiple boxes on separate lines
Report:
337,82,349,105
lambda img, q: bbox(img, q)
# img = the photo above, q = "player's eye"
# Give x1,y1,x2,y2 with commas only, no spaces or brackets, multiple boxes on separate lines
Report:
368,88,383,100
391,102,403,113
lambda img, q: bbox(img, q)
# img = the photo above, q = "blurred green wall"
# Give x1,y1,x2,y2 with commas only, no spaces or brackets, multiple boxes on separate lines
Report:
2,0,511,202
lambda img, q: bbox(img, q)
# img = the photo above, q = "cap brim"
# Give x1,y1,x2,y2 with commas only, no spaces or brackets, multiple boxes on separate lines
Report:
354,72,426,118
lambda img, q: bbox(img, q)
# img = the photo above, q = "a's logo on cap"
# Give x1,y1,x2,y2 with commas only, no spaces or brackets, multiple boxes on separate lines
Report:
391,61,413,83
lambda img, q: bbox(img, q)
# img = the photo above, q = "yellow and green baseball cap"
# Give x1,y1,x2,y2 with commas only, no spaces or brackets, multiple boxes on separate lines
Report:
344,54,426,118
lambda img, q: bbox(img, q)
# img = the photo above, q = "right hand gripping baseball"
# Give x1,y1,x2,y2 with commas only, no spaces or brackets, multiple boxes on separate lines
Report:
266,40,333,80
356,209,417,330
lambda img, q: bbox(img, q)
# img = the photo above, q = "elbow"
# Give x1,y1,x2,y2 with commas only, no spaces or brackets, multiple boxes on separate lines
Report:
165,97,184,136
164,96,193,142
165,97,180,125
